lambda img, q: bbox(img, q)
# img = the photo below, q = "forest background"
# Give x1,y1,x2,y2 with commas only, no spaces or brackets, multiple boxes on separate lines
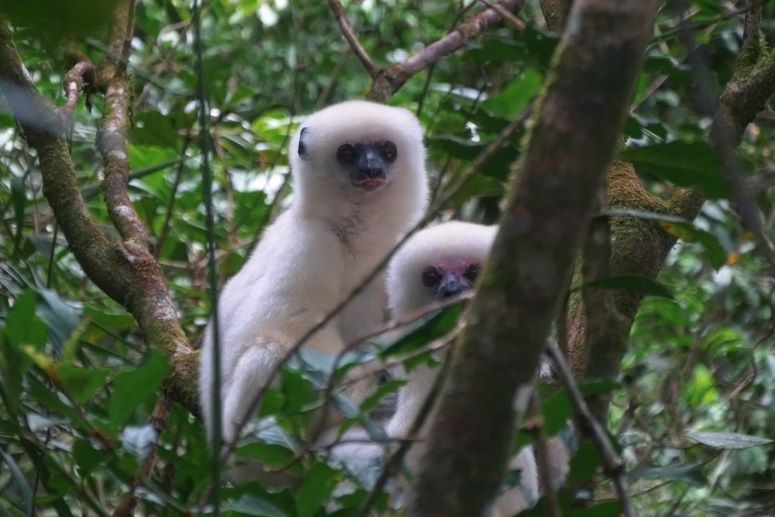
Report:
0,0,774,516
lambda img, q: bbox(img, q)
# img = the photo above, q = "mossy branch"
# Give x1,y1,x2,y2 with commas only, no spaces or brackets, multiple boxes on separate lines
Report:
0,10,199,414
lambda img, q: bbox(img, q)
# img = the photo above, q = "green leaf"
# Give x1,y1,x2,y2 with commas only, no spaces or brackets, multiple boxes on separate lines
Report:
660,222,727,269
73,439,108,476
58,365,110,405
295,463,338,517
280,368,315,414
6,290,48,350
127,144,179,172
108,351,170,428
576,275,674,299
235,442,295,468
687,431,774,450
620,141,728,198
381,305,462,358
0,443,33,514
630,464,707,486
482,69,542,120
225,489,294,517
36,288,80,355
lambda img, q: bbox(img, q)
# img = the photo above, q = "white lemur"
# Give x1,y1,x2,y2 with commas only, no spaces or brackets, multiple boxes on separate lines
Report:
385,221,572,515
199,101,429,465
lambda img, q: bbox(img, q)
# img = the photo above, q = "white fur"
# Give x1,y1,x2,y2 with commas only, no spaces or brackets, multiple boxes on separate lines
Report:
385,222,543,514
199,101,429,463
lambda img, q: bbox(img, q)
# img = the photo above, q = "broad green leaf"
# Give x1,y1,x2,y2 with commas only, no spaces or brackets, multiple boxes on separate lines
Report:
295,463,338,517
58,365,110,405
381,305,462,358
660,222,727,269
620,141,727,198
576,275,674,299
108,351,170,428
225,489,294,517
73,439,108,476
235,442,295,468
687,431,774,450
6,290,47,350
36,288,80,355
482,69,542,120
685,364,719,407
280,368,314,414
127,144,179,172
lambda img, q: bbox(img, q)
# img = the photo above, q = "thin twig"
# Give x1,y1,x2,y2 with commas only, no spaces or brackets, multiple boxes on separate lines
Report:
309,292,473,444
546,344,635,517
357,329,460,517
369,0,525,100
61,60,96,124
528,392,562,517
675,0,775,272
327,0,380,77
477,0,527,31
97,0,150,249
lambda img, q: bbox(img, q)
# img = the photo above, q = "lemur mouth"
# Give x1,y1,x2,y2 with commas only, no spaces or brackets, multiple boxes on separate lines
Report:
356,178,387,191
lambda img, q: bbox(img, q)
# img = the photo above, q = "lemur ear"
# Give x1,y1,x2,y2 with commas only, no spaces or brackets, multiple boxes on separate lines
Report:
298,127,309,159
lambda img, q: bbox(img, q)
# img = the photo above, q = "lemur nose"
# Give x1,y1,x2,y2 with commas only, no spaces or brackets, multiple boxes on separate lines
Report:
361,167,384,179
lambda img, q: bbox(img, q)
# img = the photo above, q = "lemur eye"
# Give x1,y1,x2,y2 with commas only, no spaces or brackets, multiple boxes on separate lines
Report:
381,141,397,163
464,264,481,282
337,144,356,164
421,266,442,288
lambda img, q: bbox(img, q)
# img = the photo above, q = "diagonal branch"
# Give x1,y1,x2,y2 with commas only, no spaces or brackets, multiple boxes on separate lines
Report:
327,0,379,78
410,1,659,515
368,0,525,102
0,16,199,414
97,0,151,249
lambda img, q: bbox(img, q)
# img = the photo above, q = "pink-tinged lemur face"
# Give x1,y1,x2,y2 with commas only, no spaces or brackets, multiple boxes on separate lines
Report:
387,221,497,317
420,258,482,299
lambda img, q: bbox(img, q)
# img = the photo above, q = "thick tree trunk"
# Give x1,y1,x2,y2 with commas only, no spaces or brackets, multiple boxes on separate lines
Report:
409,1,659,515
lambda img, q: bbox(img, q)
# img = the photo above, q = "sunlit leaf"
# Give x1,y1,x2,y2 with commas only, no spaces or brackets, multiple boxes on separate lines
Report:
687,431,774,450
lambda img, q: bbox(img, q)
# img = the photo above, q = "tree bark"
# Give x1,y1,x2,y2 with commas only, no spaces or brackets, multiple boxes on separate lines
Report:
409,1,659,515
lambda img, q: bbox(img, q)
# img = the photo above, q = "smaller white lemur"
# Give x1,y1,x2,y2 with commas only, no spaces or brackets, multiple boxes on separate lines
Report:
385,221,572,515
199,101,429,478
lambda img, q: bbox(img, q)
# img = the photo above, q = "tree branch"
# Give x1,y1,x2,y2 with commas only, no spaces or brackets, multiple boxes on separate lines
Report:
327,0,379,78
97,0,151,249
0,15,199,414
546,344,633,516
569,0,775,383
410,1,658,515
367,0,525,102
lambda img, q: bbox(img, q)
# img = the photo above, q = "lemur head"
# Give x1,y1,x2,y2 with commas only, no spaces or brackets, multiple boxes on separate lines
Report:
290,100,427,207
387,222,497,317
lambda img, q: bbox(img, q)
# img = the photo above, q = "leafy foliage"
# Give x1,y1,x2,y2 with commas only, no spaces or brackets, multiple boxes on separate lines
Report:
0,0,774,516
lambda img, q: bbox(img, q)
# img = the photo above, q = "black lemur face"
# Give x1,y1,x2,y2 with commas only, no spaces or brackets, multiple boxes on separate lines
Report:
297,127,398,192
335,141,397,191
421,261,482,298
